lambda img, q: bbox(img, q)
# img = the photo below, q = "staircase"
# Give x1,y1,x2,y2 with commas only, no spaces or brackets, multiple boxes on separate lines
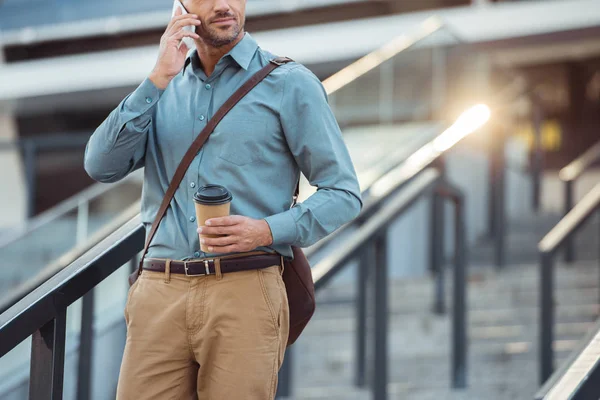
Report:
285,213,600,400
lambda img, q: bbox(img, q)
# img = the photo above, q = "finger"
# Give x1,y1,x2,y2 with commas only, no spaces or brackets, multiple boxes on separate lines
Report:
168,18,201,34
167,8,184,30
166,15,199,36
201,235,237,247
170,30,200,42
198,225,236,235
205,215,244,227
206,244,239,254
169,11,198,25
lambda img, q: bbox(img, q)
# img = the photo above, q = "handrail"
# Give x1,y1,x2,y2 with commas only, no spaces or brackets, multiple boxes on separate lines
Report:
0,134,90,151
311,169,438,283
558,138,600,262
307,104,490,256
0,201,141,314
538,183,600,385
539,183,600,254
322,16,443,95
535,316,600,400
559,139,600,183
0,133,93,218
0,213,145,357
0,170,141,249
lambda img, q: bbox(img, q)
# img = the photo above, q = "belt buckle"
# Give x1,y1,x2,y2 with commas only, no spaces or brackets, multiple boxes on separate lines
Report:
183,259,213,276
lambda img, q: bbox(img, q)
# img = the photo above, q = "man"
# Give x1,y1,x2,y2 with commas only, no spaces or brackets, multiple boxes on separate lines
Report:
84,0,362,398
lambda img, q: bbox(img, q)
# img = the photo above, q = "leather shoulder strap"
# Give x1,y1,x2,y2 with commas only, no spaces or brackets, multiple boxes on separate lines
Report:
293,180,299,206
137,56,294,274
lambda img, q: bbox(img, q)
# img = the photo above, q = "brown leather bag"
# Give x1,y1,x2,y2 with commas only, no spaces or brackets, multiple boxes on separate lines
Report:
129,57,315,347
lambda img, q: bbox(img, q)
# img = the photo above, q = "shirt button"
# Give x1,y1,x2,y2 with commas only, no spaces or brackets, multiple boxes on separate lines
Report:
145,97,152,104
194,251,200,258
198,115,205,121
190,182,196,188
205,84,211,90
189,216,196,223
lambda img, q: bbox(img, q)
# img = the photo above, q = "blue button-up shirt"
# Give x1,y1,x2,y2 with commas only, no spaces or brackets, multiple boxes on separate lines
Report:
84,32,362,260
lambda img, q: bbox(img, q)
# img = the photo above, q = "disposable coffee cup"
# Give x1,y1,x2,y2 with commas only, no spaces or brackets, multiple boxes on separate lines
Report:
193,184,233,253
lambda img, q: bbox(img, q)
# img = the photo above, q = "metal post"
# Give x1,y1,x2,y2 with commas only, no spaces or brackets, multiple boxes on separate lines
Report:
23,140,37,218
355,243,372,387
540,252,555,384
276,347,292,398
431,159,446,314
564,180,575,263
488,148,497,239
452,193,467,388
431,189,446,314
373,234,388,400
532,102,544,213
77,290,94,400
75,195,93,399
493,126,506,269
30,309,67,399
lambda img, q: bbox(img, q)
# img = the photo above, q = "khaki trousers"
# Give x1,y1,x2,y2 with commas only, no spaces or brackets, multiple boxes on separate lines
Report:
116,259,290,400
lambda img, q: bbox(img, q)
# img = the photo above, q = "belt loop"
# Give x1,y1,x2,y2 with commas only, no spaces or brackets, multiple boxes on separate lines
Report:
215,258,223,281
280,255,285,276
164,259,171,284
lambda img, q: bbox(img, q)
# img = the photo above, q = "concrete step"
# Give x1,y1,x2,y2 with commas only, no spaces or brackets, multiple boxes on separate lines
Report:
287,259,599,399
288,343,570,399
469,216,600,265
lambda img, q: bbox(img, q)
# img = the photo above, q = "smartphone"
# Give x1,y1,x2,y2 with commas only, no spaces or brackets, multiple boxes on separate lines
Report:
171,0,196,50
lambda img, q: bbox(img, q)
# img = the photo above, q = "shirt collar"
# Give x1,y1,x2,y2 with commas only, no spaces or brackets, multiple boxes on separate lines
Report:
183,32,258,76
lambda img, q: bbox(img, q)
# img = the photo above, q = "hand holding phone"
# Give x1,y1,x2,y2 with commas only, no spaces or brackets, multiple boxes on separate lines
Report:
149,3,201,89
171,0,196,51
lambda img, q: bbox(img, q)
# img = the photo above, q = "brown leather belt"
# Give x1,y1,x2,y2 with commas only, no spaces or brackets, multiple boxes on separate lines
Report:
142,252,281,277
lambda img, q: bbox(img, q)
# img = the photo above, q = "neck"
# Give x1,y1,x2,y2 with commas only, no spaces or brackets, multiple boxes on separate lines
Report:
195,32,245,77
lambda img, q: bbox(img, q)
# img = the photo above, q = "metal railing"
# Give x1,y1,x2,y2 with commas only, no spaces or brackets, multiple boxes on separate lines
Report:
559,139,600,263
0,210,145,399
0,134,90,218
285,168,468,398
0,16,491,400
0,156,141,312
0,200,141,314
535,316,600,400
0,168,141,249
538,183,600,384
272,103,490,399
0,104,488,398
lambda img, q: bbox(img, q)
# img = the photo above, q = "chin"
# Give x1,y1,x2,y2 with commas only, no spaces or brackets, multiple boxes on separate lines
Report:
207,28,241,47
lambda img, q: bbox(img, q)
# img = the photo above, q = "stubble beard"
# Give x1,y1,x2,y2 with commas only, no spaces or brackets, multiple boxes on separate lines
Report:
200,21,244,48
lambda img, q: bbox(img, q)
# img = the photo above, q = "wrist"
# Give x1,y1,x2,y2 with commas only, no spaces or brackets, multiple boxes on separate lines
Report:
259,219,274,247
149,71,172,90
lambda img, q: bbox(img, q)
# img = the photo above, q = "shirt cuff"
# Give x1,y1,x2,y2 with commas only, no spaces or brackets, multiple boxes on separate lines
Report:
264,210,298,246
124,78,165,114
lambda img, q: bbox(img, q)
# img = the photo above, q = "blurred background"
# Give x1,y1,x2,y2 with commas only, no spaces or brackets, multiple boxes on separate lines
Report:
0,0,600,399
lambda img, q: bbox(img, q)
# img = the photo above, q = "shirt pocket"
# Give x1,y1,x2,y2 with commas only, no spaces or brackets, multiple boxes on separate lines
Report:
216,118,269,166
